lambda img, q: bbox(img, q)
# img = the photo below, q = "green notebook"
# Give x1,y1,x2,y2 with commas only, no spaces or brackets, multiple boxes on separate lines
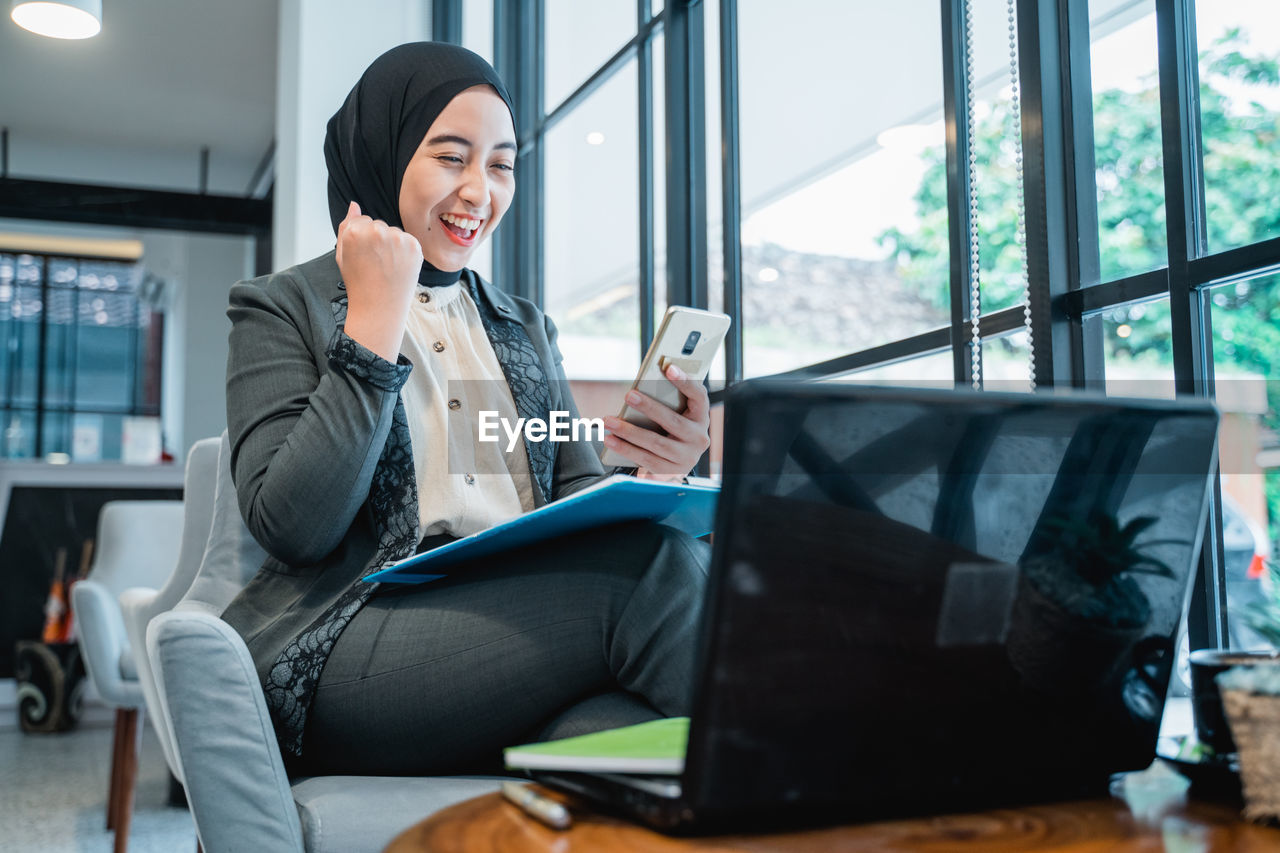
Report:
503,716,689,774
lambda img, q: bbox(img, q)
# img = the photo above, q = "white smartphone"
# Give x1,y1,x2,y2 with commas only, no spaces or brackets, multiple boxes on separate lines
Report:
599,305,731,468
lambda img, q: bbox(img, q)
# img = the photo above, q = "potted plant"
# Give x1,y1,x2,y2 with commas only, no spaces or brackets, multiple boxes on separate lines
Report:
1217,559,1280,821
1008,510,1181,695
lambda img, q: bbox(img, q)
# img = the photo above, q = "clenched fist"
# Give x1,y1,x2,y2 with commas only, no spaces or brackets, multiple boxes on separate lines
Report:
336,201,423,362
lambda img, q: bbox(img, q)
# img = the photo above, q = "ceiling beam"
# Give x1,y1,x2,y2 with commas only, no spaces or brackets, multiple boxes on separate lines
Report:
0,177,271,235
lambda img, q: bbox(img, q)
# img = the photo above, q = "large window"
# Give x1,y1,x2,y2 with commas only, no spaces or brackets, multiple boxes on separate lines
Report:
455,0,1280,658
0,252,163,461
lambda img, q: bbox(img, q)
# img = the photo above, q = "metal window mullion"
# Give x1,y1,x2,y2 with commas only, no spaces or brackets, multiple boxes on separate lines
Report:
638,0,655,357
719,0,743,386
1060,0,1104,389
940,0,977,387
540,25,658,142
1157,0,1226,652
1015,0,1079,390
492,0,544,305
68,265,80,433
431,0,462,44
35,256,49,457
663,0,708,313
1158,0,1208,396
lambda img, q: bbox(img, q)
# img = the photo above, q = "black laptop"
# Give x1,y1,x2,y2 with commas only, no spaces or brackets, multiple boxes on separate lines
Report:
532,381,1221,833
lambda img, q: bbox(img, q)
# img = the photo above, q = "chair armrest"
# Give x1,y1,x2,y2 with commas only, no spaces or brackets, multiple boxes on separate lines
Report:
120,586,183,780
148,609,304,853
72,579,141,708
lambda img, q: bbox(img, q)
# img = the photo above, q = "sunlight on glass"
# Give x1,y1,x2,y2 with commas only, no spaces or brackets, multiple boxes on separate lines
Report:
544,61,639,380
824,350,952,389
1102,296,1175,399
1196,0,1280,253
1209,271,1279,650
544,0,635,112
737,0,949,378
1089,0,1167,283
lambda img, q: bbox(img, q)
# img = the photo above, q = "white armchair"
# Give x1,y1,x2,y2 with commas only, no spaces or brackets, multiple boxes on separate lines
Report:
71,498,185,852
120,437,222,790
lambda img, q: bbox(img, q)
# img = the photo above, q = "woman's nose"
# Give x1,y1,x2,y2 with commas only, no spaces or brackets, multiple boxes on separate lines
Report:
458,163,491,209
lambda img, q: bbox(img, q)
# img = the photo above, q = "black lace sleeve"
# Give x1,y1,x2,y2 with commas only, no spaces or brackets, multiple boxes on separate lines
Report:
326,330,413,392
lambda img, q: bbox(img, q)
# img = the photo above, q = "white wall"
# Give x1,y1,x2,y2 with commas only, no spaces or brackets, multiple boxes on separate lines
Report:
148,231,256,456
273,0,431,269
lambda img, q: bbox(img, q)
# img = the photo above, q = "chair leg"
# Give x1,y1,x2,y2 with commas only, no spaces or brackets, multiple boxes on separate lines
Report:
107,708,127,829
112,707,141,853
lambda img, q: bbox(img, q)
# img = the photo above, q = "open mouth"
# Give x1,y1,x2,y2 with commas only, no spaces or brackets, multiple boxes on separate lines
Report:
439,213,483,246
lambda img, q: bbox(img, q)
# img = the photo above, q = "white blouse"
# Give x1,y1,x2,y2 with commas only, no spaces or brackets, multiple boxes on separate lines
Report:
398,281,536,538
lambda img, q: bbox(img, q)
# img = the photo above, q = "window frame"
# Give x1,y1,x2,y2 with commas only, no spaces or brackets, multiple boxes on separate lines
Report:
0,250,163,459
449,0,1280,654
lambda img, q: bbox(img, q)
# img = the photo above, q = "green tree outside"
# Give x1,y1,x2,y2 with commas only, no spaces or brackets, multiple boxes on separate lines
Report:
878,30,1280,540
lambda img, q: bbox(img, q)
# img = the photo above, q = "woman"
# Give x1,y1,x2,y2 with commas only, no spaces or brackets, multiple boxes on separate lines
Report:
220,42,712,776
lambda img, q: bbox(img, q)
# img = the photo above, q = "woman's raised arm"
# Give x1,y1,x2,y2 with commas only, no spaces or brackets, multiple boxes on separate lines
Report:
225,273,411,567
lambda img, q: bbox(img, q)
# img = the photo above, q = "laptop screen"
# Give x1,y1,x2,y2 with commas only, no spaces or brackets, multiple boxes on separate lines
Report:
686,382,1220,816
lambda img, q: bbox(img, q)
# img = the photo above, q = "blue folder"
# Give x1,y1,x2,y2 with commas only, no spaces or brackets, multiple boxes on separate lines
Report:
366,475,719,584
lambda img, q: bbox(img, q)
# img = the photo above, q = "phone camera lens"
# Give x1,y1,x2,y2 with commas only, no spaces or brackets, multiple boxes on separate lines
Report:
681,331,701,355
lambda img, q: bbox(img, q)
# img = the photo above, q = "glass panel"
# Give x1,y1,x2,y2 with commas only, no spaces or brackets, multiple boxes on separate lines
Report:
2,410,36,458
983,328,1033,393
1208,271,1279,651
1089,0,1167,281
738,0,949,378
462,0,494,65
42,286,76,407
1101,296,1175,399
1196,1,1280,254
40,409,70,458
653,29,667,336
0,254,15,407
75,291,137,410
544,0,636,113
827,350,953,388
544,60,640,380
8,285,42,407
965,0,1030,315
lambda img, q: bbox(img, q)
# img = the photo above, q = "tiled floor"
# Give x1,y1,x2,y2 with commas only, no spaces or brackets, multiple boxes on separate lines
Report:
0,718,196,852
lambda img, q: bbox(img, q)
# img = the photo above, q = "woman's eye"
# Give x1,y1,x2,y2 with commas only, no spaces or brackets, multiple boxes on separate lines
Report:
491,162,515,173
437,155,464,164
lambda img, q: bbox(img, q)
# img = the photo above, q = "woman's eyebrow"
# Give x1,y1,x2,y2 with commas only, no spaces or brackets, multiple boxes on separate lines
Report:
426,134,518,152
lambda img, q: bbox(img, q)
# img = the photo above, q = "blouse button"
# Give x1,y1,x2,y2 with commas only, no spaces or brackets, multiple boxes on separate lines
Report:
464,473,476,485
417,292,430,304
448,398,461,410
433,341,446,353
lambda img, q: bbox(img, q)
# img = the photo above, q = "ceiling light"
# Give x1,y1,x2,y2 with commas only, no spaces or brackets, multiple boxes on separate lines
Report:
10,0,101,40
586,131,605,145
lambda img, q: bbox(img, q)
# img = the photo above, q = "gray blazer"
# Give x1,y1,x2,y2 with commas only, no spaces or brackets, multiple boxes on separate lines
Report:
220,250,608,757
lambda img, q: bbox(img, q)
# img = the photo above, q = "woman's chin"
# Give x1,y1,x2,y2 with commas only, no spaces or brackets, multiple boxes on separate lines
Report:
423,250,469,273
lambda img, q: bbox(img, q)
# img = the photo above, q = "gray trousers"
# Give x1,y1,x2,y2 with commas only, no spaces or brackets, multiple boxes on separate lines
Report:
301,521,710,775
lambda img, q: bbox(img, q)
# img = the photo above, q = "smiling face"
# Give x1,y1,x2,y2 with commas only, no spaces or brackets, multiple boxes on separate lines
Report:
398,85,517,272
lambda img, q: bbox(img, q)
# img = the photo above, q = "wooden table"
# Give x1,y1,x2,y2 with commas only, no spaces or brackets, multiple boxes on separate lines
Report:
385,788,1280,852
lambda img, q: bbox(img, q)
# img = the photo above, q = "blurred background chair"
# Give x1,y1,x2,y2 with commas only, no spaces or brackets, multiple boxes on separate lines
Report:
120,437,221,807
72,498,185,852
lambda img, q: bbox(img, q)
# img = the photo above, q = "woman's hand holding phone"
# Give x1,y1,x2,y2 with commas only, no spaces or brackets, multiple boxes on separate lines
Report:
336,200,423,362
602,362,711,481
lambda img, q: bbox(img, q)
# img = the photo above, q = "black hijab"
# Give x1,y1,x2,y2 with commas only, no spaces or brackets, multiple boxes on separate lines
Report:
324,42,515,286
